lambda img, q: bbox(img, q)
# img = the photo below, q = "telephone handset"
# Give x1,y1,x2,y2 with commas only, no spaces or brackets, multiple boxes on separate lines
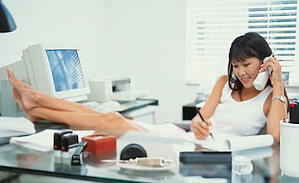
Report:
253,53,274,90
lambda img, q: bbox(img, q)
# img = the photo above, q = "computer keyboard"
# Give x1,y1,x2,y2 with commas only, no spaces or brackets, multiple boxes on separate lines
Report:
81,99,156,113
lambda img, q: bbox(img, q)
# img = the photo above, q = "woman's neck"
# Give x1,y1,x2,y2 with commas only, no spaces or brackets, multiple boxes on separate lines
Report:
239,87,262,101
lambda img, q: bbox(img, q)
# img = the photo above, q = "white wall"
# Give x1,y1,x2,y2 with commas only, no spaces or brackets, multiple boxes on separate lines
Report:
0,0,197,123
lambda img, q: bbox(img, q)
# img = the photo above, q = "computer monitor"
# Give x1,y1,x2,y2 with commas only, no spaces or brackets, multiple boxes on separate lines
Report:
7,43,90,102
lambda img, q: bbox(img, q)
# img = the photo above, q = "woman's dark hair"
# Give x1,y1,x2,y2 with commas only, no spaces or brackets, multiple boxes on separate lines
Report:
228,32,272,91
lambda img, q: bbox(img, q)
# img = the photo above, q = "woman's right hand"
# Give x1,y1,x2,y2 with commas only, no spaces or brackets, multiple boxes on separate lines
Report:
190,114,212,140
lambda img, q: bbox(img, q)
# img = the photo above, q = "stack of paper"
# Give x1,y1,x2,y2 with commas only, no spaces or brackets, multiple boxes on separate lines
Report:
0,117,36,138
10,129,94,152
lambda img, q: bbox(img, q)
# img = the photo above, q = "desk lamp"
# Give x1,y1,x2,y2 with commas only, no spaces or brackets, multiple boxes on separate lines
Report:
0,0,16,32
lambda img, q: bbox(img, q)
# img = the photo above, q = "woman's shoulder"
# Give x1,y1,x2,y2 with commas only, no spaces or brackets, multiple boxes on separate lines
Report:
210,75,229,95
215,75,228,87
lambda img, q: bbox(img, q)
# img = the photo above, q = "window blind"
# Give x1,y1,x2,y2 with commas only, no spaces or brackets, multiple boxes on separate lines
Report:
186,0,298,86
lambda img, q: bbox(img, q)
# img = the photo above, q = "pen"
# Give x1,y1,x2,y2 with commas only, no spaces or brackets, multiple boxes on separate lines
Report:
195,107,214,139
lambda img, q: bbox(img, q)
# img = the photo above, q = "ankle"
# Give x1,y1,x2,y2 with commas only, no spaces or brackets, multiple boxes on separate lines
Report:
32,93,42,105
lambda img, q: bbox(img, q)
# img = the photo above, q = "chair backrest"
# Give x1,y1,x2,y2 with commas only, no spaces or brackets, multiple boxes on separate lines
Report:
258,124,267,135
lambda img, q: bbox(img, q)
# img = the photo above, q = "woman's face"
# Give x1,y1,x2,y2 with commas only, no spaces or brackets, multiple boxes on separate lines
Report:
232,57,261,89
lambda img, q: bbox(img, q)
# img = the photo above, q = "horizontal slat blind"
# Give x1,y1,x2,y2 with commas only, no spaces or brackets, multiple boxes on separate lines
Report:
186,0,298,86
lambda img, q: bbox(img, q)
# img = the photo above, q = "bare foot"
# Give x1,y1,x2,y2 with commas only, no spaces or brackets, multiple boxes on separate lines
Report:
11,87,41,122
7,68,42,116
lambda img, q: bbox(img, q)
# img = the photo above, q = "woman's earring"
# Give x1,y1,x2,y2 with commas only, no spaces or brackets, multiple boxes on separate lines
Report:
230,73,237,88
232,73,237,80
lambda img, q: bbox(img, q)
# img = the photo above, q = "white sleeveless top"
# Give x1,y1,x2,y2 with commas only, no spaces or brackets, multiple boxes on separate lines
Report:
210,82,272,136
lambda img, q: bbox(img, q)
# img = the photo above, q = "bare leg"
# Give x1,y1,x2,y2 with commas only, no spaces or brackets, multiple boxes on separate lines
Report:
7,68,147,131
30,107,145,131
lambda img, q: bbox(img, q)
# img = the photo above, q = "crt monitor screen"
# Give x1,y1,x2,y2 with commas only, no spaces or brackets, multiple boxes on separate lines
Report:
46,49,87,93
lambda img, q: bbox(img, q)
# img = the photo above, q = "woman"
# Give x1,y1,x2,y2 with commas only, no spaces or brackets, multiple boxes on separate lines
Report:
191,32,288,142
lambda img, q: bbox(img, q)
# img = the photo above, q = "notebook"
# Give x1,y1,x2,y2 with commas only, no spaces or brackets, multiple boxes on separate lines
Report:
182,133,274,151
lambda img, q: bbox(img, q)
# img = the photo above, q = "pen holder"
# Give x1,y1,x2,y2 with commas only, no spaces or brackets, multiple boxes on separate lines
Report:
280,120,299,177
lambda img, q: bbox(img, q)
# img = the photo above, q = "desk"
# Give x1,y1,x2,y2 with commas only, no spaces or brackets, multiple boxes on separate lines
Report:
0,125,296,183
82,98,158,124
119,99,158,124
117,98,158,113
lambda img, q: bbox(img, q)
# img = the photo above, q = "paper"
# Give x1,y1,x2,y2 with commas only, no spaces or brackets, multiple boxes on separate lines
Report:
226,134,274,151
10,129,94,152
125,122,274,152
183,133,274,152
233,146,273,160
0,117,36,138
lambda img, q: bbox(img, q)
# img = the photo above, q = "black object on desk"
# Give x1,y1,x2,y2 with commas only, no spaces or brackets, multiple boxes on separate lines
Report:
61,133,79,152
120,143,147,160
182,103,198,120
53,129,73,150
71,141,88,165
290,99,299,124
179,151,232,181
180,151,232,164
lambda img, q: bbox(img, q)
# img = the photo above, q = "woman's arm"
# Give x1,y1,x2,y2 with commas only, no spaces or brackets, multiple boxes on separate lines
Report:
200,75,228,119
265,86,288,142
262,57,288,142
190,75,228,139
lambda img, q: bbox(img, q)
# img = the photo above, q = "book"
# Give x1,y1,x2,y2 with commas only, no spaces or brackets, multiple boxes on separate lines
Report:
10,129,94,152
0,117,36,138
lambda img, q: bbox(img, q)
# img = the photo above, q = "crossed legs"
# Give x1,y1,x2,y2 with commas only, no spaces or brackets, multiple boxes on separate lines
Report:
6,68,146,131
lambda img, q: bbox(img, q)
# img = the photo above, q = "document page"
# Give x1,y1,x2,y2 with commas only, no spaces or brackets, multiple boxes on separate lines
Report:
226,134,274,151
10,129,94,152
183,133,274,152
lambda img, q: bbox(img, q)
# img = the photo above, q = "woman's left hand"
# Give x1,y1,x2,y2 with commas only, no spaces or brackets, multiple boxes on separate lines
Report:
259,56,283,87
